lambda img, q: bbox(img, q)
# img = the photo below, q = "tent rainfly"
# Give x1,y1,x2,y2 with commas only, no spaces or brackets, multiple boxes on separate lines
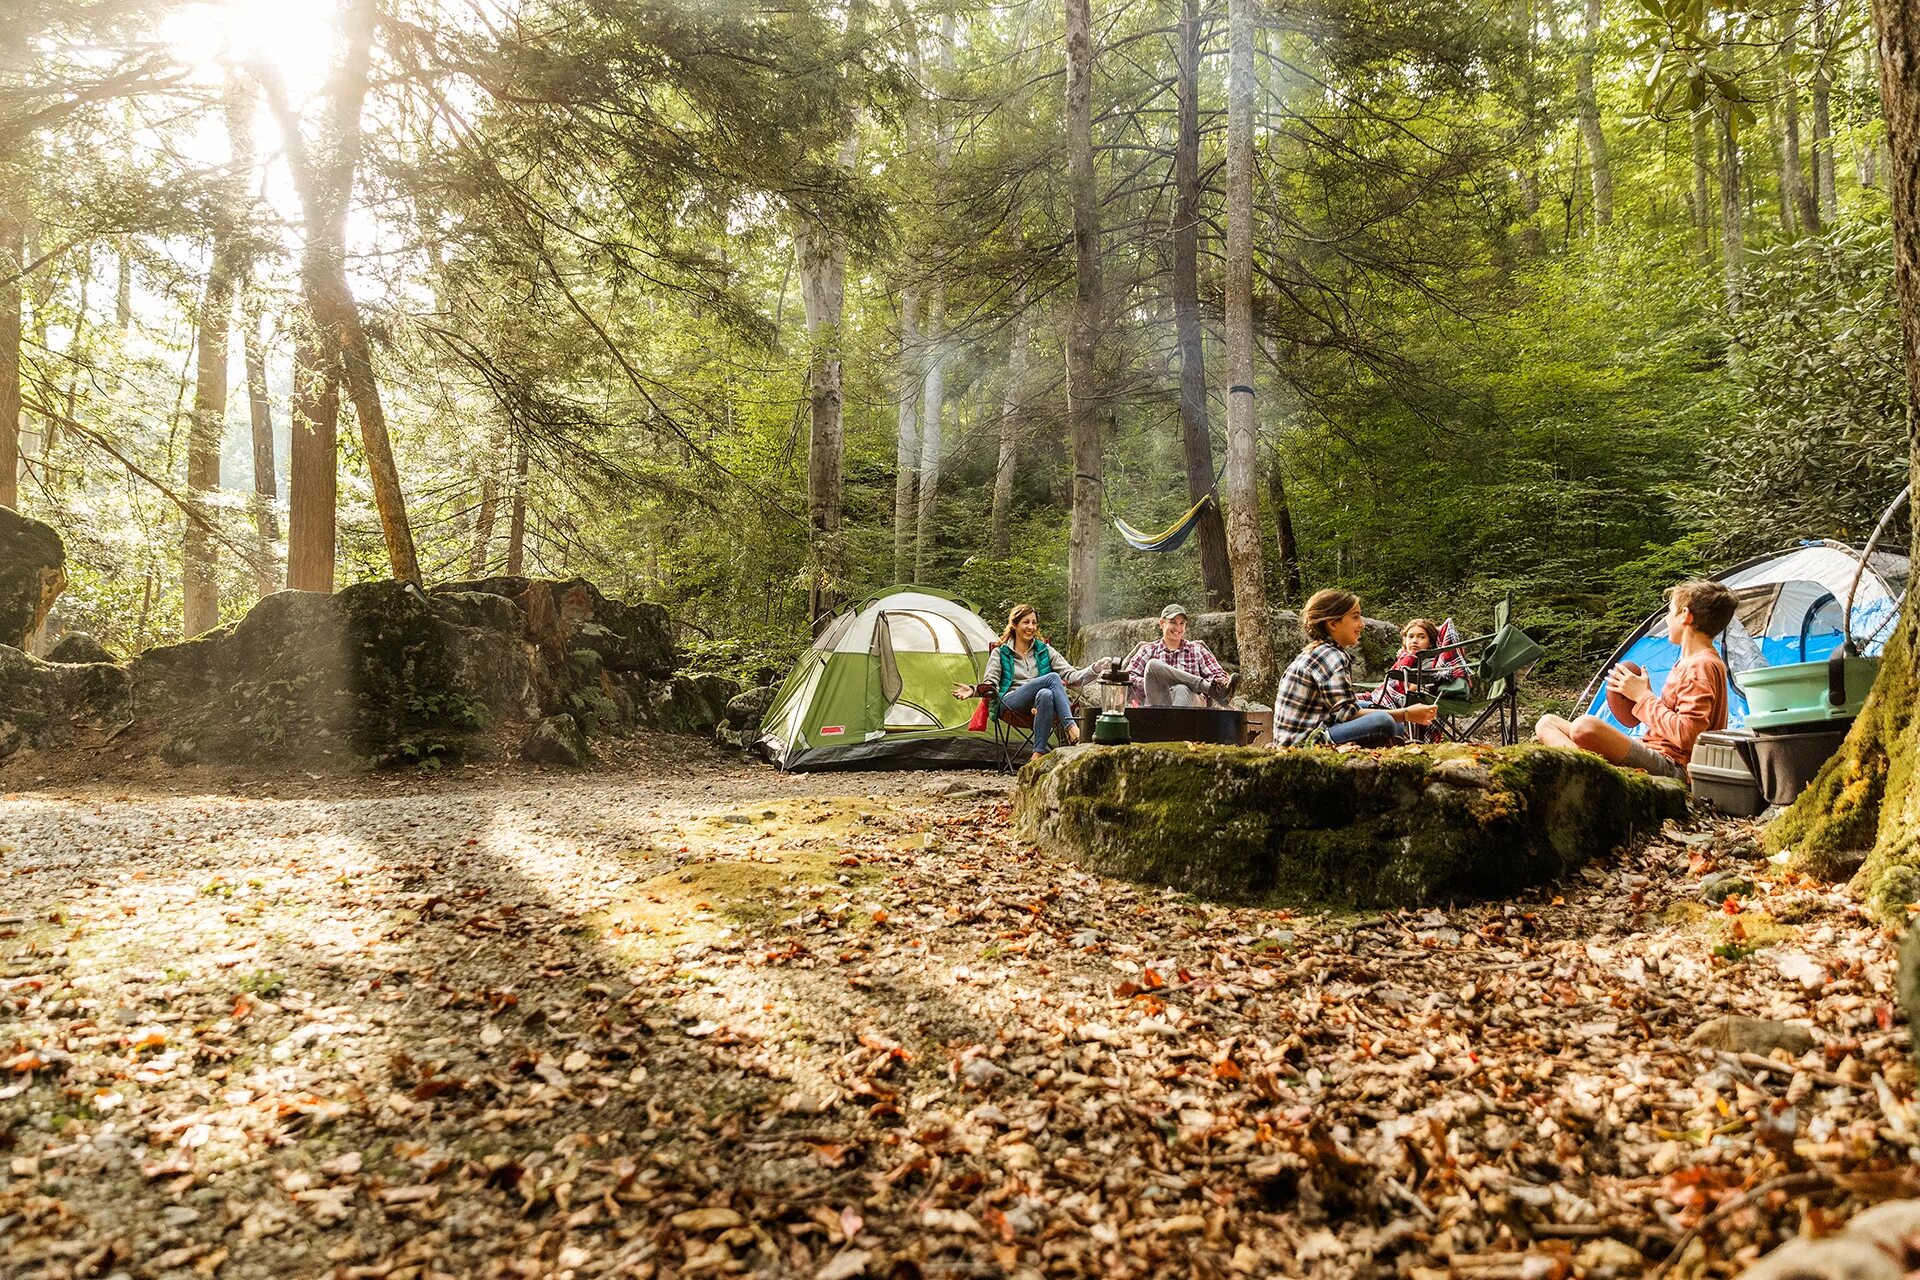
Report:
1580,540,1911,733
755,587,1006,772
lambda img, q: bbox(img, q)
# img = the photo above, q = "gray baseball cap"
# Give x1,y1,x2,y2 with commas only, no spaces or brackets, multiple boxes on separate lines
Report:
1159,604,1188,621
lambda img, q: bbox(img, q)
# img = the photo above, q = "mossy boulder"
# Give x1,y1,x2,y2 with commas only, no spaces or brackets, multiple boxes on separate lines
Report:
45,632,115,665
716,685,776,750
1078,608,1401,683
647,673,742,737
1014,743,1688,908
0,644,132,758
0,506,66,651
434,575,676,677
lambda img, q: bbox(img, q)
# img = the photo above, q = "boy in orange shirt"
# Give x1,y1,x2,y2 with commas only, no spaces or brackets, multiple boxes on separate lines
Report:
1535,579,1738,779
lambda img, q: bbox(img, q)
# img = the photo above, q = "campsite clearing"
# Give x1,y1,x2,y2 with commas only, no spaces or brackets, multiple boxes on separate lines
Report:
2,746,1916,1279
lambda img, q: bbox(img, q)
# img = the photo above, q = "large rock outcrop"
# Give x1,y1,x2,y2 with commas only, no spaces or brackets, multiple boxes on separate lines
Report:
1014,743,1688,908
0,506,66,652
0,645,132,758
1078,608,1402,682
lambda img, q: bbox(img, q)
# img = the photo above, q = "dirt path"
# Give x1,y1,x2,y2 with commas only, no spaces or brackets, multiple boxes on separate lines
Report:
2,743,1916,1279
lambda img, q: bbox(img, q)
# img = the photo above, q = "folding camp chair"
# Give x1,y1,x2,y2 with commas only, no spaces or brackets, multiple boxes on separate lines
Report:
968,681,1039,773
1397,601,1545,745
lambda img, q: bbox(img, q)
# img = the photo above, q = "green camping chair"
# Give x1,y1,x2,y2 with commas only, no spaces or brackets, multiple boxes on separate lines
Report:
1404,600,1546,745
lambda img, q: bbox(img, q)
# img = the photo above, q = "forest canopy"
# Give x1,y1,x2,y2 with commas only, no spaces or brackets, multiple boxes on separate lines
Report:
1,0,1907,678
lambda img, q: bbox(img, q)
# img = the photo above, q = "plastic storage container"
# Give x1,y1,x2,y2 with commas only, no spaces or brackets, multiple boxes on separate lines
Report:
1735,655,1879,731
1689,728,1765,816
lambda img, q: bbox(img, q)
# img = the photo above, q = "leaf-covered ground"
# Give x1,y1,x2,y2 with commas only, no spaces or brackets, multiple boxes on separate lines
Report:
2,741,1917,1280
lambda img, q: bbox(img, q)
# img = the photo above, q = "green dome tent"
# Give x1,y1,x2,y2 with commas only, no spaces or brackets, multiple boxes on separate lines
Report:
755,587,1006,772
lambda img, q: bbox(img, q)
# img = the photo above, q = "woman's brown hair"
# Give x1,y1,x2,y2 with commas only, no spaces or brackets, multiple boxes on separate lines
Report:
1000,603,1039,648
1301,589,1359,645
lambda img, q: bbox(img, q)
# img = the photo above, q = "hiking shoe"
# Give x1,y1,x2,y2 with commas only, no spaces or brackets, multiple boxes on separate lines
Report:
1210,673,1238,703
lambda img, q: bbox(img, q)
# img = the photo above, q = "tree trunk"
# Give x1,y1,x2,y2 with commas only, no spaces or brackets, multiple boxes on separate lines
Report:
1812,0,1839,220
243,292,279,595
183,76,251,636
799,215,847,630
470,429,500,576
0,205,19,510
1771,0,1920,917
1574,0,1614,229
1064,0,1104,641
1173,0,1234,609
1223,0,1274,698
115,238,132,330
915,289,945,584
894,289,920,584
505,440,529,575
1717,105,1745,311
1691,111,1715,261
1781,13,1822,234
991,297,1028,558
1268,447,1302,603
285,315,339,593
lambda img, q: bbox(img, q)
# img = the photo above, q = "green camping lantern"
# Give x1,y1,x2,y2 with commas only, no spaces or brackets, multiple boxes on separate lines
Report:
1093,663,1131,744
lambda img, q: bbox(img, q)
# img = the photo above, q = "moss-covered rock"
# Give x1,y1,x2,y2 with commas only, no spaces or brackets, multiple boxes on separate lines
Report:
434,576,676,677
45,632,115,665
1014,743,1687,908
0,506,66,651
646,673,742,737
0,644,132,758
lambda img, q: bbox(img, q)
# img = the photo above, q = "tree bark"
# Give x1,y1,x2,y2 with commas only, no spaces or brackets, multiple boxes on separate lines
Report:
1065,0,1104,641
243,291,279,595
1223,0,1274,698
1717,105,1745,311
505,439,528,575
915,288,945,584
1771,0,1920,916
1691,111,1715,261
1574,0,1614,229
285,315,339,592
1781,13,1822,234
0,205,19,511
1268,447,1302,603
1811,0,1839,219
894,289,920,584
115,238,131,330
1173,0,1234,608
991,296,1028,558
470,426,500,576
799,214,847,630
183,75,252,636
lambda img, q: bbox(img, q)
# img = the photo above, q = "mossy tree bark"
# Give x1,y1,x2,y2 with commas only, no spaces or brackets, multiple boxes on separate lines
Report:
1770,0,1920,918
1063,0,1104,642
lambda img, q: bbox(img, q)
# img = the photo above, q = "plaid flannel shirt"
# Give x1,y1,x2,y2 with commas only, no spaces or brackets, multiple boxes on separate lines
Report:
1272,642,1359,745
1123,639,1228,698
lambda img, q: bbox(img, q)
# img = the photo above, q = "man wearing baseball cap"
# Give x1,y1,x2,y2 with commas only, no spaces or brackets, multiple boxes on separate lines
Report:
1121,604,1237,707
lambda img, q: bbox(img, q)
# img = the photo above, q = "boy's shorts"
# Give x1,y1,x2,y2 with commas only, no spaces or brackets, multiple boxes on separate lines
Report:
1621,738,1685,781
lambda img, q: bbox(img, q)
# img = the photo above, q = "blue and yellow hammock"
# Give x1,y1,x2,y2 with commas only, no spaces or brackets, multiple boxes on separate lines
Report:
1113,492,1216,553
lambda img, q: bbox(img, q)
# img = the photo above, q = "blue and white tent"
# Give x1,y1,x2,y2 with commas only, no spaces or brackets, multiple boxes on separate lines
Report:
1579,541,1910,733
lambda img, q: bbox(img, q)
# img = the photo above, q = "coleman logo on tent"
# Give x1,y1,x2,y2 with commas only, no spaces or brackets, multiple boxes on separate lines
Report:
820,725,845,735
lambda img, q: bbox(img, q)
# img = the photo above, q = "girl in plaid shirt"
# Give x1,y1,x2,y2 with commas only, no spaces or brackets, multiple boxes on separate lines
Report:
1271,590,1437,747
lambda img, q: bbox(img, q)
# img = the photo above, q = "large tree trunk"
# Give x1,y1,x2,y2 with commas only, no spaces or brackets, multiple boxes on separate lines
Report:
183,76,252,636
893,290,920,584
1691,111,1715,261
991,296,1028,558
265,0,419,587
242,289,279,596
1064,0,1104,641
0,204,19,511
285,316,339,592
1268,447,1302,603
470,425,501,575
1716,105,1745,311
1574,0,1614,229
1780,13,1822,234
1771,0,1920,918
1812,0,1839,220
799,215,847,630
115,238,132,330
1223,0,1274,698
1172,0,1234,609
915,289,945,584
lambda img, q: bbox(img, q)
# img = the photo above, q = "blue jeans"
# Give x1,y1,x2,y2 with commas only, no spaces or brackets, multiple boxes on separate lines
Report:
1326,709,1405,747
1001,673,1073,754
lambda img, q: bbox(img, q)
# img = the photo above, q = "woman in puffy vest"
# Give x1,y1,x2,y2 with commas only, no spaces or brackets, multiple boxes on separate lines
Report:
950,603,1103,759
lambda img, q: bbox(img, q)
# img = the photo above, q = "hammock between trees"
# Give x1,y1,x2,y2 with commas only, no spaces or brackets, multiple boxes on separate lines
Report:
1113,492,1216,553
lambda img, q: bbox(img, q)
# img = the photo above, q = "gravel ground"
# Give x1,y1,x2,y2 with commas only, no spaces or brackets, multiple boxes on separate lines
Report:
2,741,1916,1280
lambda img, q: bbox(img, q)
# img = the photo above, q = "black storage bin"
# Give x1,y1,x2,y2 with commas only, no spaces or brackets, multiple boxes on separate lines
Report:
1738,721,1852,807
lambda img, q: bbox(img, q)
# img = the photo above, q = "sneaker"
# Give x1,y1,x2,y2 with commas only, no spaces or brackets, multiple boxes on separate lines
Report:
1210,673,1238,703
